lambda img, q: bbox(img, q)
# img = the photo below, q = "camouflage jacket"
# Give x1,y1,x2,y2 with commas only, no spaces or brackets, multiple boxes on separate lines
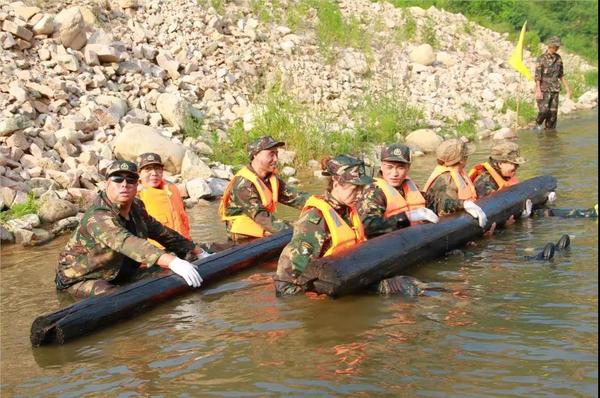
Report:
275,192,353,284
425,173,464,216
56,191,196,289
357,182,411,239
535,52,564,93
473,169,500,198
224,166,309,235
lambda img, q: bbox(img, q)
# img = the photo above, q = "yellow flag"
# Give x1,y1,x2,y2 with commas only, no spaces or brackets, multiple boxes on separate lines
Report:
508,21,533,80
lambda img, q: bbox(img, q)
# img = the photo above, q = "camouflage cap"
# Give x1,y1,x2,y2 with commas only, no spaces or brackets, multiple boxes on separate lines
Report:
137,152,163,170
380,143,412,164
323,155,373,186
490,141,527,164
247,136,285,158
436,138,475,166
546,36,561,47
105,160,139,178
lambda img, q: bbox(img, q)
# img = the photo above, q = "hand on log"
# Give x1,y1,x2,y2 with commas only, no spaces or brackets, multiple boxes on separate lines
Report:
463,200,488,229
169,258,203,287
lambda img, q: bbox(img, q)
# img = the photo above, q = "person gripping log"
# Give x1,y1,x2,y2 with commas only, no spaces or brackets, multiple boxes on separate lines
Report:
274,155,372,295
219,136,309,243
55,160,206,299
424,139,487,229
358,143,439,239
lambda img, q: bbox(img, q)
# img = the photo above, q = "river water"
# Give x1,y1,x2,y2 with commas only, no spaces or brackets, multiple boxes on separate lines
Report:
1,112,597,397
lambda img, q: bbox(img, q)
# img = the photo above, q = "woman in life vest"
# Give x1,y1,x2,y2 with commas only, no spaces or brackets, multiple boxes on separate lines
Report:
424,138,488,228
137,153,191,244
469,141,527,197
274,155,372,295
358,143,439,238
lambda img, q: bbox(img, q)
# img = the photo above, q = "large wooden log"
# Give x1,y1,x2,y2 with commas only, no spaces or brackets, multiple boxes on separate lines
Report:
301,176,557,297
30,231,293,346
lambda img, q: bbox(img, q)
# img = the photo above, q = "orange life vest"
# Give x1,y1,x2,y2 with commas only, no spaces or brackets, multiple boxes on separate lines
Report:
138,181,191,248
468,162,519,191
301,195,365,257
374,177,426,218
423,165,477,201
218,167,280,238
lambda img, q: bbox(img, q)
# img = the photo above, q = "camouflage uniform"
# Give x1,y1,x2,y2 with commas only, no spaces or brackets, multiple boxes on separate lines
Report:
56,161,197,298
473,141,527,198
224,165,308,239
223,136,309,242
535,36,564,130
275,155,372,295
358,144,415,238
425,139,475,216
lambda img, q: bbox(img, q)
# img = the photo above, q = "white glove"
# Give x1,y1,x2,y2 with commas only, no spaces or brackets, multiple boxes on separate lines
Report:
168,258,203,287
521,199,532,218
463,200,488,229
547,191,557,204
406,208,439,224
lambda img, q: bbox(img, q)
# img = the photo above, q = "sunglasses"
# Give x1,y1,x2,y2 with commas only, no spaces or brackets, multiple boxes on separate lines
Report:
109,175,139,185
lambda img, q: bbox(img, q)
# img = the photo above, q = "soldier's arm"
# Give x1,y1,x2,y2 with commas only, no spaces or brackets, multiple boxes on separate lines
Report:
86,210,167,266
358,185,409,238
286,209,327,275
534,55,543,83
144,206,196,258
277,177,309,209
474,173,497,198
425,174,463,216
234,179,291,234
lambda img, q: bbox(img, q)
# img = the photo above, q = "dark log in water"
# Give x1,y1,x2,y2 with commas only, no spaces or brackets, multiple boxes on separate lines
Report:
30,231,293,346
301,176,557,296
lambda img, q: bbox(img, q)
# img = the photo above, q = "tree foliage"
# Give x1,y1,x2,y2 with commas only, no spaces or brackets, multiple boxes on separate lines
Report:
386,0,598,61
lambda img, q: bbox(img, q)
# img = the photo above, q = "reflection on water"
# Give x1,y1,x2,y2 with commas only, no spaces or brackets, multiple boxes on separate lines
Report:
1,111,597,397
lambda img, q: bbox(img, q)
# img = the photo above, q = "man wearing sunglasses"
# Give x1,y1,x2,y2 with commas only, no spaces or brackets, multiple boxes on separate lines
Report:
55,160,205,299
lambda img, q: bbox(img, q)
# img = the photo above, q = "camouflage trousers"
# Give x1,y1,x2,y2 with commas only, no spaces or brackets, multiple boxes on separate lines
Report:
63,266,161,299
536,91,560,129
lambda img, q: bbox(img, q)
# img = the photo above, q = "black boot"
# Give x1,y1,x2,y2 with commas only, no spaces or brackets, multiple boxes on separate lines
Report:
525,243,555,261
555,234,571,251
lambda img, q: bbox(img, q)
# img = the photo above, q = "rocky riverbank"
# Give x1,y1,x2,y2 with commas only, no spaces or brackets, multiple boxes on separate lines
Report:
0,0,597,245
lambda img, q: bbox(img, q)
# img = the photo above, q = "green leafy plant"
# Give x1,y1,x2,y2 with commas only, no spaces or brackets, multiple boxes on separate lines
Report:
0,193,39,224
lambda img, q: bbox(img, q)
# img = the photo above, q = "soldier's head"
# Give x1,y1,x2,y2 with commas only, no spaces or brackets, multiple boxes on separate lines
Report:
137,152,164,188
490,141,526,179
436,138,474,171
546,36,561,54
380,143,412,188
322,155,373,206
105,160,139,205
247,136,285,178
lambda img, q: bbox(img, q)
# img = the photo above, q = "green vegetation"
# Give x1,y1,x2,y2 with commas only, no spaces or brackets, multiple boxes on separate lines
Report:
0,193,38,224
197,0,225,14
501,96,537,126
422,17,439,49
182,115,204,140
393,9,417,45
210,85,424,168
384,0,598,62
568,70,600,99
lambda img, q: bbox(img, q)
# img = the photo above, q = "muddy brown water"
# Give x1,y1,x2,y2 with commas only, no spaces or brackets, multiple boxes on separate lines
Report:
1,111,597,397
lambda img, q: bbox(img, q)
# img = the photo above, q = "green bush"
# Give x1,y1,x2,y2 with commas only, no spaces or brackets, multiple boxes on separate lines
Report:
182,115,204,140
0,193,38,224
585,70,598,87
422,18,439,49
501,96,537,125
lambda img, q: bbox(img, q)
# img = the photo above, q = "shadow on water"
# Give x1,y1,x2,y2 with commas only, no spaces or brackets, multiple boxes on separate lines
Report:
1,111,598,397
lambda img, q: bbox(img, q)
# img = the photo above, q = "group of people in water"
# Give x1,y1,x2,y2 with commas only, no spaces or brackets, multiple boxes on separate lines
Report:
55,133,568,299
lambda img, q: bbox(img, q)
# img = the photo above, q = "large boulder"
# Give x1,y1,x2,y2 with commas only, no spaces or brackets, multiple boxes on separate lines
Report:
180,150,213,180
185,178,211,200
405,129,443,153
113,124,186,173
37,190,78,223
54,7,87,50
409,44,435,66
492,127,517,141
156,92,203,131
